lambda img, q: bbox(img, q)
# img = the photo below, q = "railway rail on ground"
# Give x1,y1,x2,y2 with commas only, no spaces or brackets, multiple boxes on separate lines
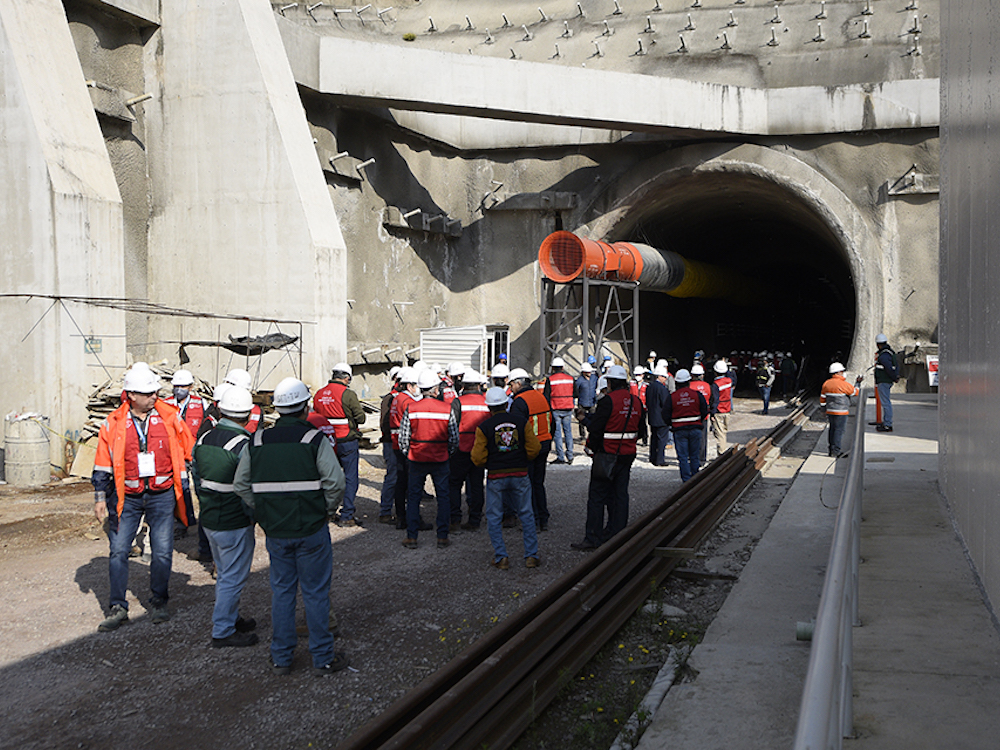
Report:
337,401,819,750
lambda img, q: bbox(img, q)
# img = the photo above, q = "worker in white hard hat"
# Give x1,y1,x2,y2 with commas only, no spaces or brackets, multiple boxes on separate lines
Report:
574,362,599,443
873,333,899,432
665,369,709,483
709,360,734,457
689,364,712,464
821,362,861,457
376,366,405,524
450,369,489,530
92,365,196,632
544,357,575,465
442,362,466,404
570,364,646,551
645,365,672,466
233,377,348,675
191,386,259,648
314,362,367,526
388,368,432,532
509,367,553,531
398,369,461,548
224,369,263,433
471,387,541,569
490,362,510,390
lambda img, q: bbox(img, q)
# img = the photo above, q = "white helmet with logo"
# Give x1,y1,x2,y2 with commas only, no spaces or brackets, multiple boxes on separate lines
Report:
273,378,310,413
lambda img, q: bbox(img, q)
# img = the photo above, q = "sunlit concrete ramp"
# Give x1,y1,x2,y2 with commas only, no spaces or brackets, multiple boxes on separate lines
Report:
636,395,1000,749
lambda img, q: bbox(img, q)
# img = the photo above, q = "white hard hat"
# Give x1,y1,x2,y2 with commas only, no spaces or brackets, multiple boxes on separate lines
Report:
607,365,628,380
655,359,668,370
829,362,846,374
508,367,531,382
597,376,609,391
273,377,310,413
331,362,352,377
389,366,401,381
448,362,466,377
219,386,254,418
653,365,668,377
212,382,232,402
485,386,508,406
552,357,566,368
581,362,594,373
171,369,195,387
875,333,888,344
491,363,510,379
412,360,428,372
649,350,657,359
398,367,418,384
131,361,151,371
123,367,160,394
691,364,705,376
633,365,646,375
431,362,444,374
225,368,252,390
675,368,692,383
417,370,440,390
463,369,485,384
714,360,729,374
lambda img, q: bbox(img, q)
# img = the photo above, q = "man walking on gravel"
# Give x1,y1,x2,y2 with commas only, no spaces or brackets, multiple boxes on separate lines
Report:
234,378,348,675
92,364,195,632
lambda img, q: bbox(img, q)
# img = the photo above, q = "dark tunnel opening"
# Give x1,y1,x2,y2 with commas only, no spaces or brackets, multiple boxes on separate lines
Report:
621,172,856,390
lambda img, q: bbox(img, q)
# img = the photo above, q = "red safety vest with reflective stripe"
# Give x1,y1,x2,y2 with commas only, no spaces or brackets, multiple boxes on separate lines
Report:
671,386,705,429
690,380,712,405
630,380,649,407
407,397,451,463
164,395,207,435
390,391,415,451
457,393,491,453
314,382,350,439
514,388,553,442
602,389,643,456
547,372,575,410
714,376,733,413
246,405,262,434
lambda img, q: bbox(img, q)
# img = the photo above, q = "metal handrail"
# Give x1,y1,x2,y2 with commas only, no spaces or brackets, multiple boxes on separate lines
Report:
793,387,867,750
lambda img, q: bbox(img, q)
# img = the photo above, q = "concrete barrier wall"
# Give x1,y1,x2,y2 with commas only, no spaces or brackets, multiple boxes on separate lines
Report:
940,0,1000,611
0,0,126,473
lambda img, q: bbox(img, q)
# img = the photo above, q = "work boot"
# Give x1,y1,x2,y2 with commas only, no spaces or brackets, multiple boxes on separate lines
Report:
149,602,171,624
525,556,540,568
314,653,350,676
98,605,129,632
490,557,510,570
377,515,396,525
235,616,257,632
212,631,259,648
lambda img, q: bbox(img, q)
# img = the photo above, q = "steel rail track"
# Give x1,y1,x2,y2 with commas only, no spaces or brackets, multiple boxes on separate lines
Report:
337,402,818,750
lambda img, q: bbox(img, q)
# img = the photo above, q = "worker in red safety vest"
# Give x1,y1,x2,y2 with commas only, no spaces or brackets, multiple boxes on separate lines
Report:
389,368,425,531
570,364,646,550
709,359,734,458
398,369,460,548
314,362,367,526
665,369,709,482
92,364,195,632
450,369,489,529
689,364,713,464
543,357,576,465
509,367,553,531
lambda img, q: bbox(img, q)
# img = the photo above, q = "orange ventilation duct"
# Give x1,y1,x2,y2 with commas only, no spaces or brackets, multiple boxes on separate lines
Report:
538,231,759,305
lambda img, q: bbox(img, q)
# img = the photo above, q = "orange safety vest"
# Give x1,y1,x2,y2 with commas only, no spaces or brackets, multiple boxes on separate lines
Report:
93,400,194,524
406,396,451,463
547,372,575,410
671,387,705,430
457,393,491,453
602,389,643,456
314,382,350,439
514,388,553,442
390,390,415,451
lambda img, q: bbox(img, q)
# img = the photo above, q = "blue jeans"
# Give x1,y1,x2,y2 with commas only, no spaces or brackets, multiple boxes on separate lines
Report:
406,460,450,539
828,414,848,455
485,475,538,561
552,410,574,461
205,525,255,638
380,442,397,516
335,439,360,520
108,489,175,610
265,525,334,668
759,385,772,414
674,427,702,482
585,454,634,545
876,382,893,427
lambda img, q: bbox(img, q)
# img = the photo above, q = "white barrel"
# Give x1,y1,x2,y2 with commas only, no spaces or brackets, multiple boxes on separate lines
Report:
4,415,51,487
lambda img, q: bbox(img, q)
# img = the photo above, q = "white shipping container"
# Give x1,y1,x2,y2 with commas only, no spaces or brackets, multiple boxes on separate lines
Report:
419,325,509,373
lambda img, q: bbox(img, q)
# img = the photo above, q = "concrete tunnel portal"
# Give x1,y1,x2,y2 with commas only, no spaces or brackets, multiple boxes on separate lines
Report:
614,170,858,383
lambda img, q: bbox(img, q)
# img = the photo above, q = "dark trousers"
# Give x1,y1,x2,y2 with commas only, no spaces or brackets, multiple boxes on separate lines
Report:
528,440,551,526
393,449,409,521
449,451,485,525
828,414,848,455
584,454,634,546
406,460,450,540
649,425,670,465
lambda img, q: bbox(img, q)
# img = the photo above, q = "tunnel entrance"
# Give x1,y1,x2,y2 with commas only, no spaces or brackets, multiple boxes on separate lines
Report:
620,171,856,387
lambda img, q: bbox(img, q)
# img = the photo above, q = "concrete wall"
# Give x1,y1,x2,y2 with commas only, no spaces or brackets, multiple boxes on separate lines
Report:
940,0,1000,610
0,0,125,472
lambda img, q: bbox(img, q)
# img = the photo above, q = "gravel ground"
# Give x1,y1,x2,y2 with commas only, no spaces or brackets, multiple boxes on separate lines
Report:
0,397,817,750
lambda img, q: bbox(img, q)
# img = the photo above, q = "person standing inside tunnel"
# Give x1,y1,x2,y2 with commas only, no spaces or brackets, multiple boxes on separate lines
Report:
820,362,860,458
756,356,775,415
666,369,709,482
873,333,899,432
645,365,671,466
689,364,713,463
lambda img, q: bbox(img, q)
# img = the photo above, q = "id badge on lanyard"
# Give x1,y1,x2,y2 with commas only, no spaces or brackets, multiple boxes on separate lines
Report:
134,416,156,478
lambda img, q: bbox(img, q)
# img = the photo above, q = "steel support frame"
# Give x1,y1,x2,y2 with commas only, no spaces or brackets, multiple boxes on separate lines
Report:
539,276,639,373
